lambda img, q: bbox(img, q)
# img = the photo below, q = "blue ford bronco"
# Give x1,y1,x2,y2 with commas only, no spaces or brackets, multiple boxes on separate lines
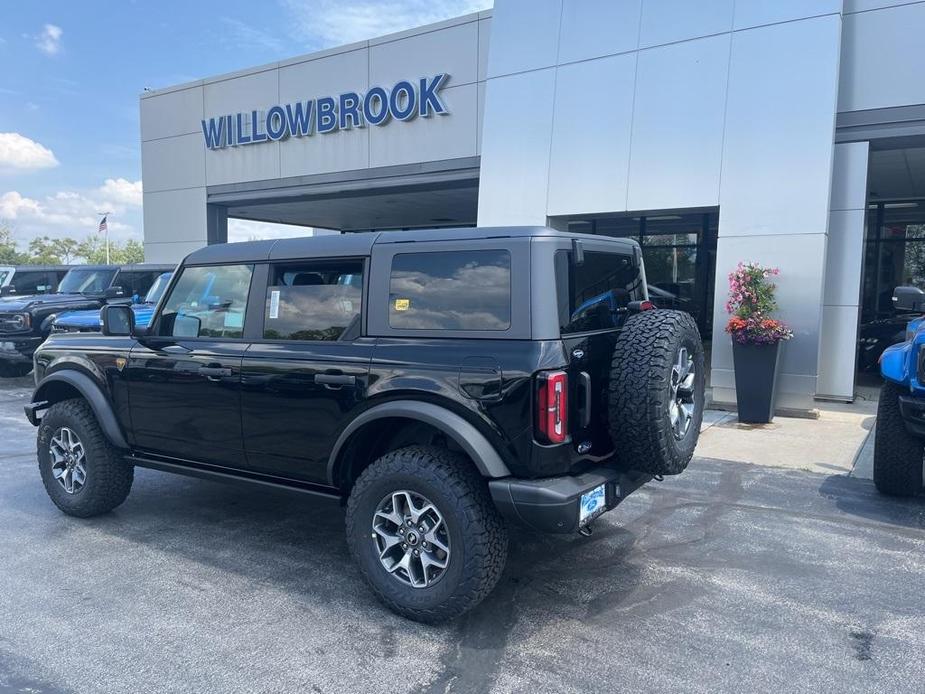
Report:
875,285,925,496
25,227,705,621
51,272,173,334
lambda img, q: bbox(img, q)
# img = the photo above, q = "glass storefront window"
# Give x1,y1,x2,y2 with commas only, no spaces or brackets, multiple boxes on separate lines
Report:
555,209,718,335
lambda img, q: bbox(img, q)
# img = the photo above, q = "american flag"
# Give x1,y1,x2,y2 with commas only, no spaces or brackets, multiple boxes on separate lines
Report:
98,215,108,233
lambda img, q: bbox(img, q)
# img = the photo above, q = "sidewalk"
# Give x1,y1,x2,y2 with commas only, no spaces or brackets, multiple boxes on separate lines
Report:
696,395,878,478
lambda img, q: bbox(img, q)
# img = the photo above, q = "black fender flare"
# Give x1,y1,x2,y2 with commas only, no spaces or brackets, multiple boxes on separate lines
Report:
33,371,129,449
327,400,512,486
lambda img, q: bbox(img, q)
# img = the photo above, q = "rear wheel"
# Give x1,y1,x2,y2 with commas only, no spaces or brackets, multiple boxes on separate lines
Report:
37,399,134,517
0,361,32,378
345,445,508,623
608,310,705,476
873,382,924,496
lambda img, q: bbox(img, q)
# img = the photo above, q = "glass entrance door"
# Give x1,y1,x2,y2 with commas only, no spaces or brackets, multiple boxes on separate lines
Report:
566,209,718,335
859,201,925,370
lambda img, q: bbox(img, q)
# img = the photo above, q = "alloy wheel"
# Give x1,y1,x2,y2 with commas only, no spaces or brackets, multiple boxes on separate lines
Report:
668,347,697,440
372,490,451,588
49,426,87,495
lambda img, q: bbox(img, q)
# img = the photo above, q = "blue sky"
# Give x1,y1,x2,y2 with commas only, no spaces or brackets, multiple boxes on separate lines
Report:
0,0,489,247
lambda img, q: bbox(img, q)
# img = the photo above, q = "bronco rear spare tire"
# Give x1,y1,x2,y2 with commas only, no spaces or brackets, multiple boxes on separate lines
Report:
608,310,705,476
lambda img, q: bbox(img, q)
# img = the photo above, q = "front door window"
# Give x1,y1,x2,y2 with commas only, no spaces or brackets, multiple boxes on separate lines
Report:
157,264,253,339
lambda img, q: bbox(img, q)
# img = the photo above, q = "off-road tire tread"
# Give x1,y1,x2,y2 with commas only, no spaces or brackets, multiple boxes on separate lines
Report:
607,310,704,476
345,445,508,623
873,382,924,496
37,399,134,517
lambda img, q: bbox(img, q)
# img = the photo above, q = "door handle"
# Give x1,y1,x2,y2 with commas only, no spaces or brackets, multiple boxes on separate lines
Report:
161,344,191,354
314,373,356,388
199,365,233,380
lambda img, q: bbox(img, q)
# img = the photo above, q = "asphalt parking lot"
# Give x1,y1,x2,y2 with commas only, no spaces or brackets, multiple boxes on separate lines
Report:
1,377,924,694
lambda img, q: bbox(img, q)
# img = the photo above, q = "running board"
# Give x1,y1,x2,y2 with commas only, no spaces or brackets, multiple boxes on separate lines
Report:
126,454,343,500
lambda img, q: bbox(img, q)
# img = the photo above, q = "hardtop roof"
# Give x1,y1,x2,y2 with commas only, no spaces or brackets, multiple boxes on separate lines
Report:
182,226,637,265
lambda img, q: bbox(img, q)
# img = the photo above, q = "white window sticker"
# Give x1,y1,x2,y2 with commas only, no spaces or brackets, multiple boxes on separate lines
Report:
269,289,280,319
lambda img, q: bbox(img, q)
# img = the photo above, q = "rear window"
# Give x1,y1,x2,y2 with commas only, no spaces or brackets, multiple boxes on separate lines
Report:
389,250,511,331
556,249,644,334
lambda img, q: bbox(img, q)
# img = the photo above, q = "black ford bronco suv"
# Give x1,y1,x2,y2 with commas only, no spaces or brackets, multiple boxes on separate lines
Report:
25,227,704,621
0,263,172,377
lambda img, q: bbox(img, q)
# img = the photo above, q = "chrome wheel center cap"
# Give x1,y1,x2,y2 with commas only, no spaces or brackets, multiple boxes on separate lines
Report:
406,531,419,546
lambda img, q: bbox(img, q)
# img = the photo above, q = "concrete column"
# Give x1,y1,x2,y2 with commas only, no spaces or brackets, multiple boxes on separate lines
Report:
206,204,228,245
708,16,843,413
816,142,870,401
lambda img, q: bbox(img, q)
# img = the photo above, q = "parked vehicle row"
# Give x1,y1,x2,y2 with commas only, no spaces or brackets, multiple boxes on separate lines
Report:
0,264,173,377
0,265,72,297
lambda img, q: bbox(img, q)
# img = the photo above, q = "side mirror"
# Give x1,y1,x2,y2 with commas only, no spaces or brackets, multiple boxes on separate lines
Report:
892,286,925,313
104,286,125,300
101,304,135,336
0,286,13,296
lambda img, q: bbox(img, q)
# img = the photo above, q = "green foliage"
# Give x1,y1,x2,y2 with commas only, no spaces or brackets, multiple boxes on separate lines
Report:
0,222,29,265
77,235,145,264
0,220,144,265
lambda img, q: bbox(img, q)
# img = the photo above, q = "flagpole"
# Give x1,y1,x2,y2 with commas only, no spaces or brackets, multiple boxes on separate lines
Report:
97,211,111,263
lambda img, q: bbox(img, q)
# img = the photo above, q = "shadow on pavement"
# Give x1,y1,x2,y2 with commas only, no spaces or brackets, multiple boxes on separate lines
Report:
817,473,925,531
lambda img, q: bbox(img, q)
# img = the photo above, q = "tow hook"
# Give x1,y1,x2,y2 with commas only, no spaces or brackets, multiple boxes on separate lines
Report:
578,524,593,537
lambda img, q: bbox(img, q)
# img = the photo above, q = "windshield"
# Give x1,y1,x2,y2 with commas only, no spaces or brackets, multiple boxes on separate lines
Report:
0,269,11,286
58,268,117,294
144,272,172,304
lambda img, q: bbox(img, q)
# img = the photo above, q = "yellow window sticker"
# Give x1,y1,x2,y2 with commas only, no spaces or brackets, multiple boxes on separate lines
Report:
394,298,410,311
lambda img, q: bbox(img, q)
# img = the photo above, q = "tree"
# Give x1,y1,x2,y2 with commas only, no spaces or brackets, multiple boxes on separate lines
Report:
52,237,80,263
120,239,144,264
0,220,28,265
76,235,145,264
76,235,107,264
27,236,63,264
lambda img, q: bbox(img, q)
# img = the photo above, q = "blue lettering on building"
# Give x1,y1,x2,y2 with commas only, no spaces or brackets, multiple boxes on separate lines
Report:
201,73,449,150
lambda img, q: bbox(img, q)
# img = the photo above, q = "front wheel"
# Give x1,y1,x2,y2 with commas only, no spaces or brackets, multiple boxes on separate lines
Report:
37,399,134,516
873,382,924,496
345,446,508,623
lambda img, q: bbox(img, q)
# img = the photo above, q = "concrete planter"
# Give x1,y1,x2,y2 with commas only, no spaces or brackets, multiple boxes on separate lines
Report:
732,341,782,424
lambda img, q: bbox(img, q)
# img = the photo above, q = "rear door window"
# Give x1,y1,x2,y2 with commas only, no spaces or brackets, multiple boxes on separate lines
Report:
263,260,364,341
556,249,644,334
388,250,511,331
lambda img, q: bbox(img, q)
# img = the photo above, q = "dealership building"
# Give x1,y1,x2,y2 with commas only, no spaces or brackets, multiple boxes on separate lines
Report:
140,0,925,412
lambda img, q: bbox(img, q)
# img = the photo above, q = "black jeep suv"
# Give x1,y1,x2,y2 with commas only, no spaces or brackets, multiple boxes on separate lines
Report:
0,263,172,377
25,228,704,621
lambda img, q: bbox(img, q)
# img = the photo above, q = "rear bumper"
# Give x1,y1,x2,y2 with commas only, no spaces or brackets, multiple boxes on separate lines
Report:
898,395,925,437
0,336,42,363
488,466,651,534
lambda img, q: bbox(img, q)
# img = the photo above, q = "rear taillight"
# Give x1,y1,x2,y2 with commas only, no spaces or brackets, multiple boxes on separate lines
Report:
536,370,568,444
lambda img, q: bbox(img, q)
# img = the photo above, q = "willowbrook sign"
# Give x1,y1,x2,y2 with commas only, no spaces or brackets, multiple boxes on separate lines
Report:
200,73,450,150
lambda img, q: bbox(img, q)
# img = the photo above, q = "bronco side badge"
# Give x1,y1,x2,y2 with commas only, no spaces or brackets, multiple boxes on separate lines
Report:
115,357,127,371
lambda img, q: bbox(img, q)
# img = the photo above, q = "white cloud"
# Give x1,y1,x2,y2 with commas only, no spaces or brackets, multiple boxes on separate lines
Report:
0,132,59,171
282,0,491,46
98,178,142,207
35,24,63,55
0,178,143,245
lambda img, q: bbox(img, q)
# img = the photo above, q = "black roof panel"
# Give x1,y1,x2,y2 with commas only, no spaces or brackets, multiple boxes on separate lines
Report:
181,227,636,265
